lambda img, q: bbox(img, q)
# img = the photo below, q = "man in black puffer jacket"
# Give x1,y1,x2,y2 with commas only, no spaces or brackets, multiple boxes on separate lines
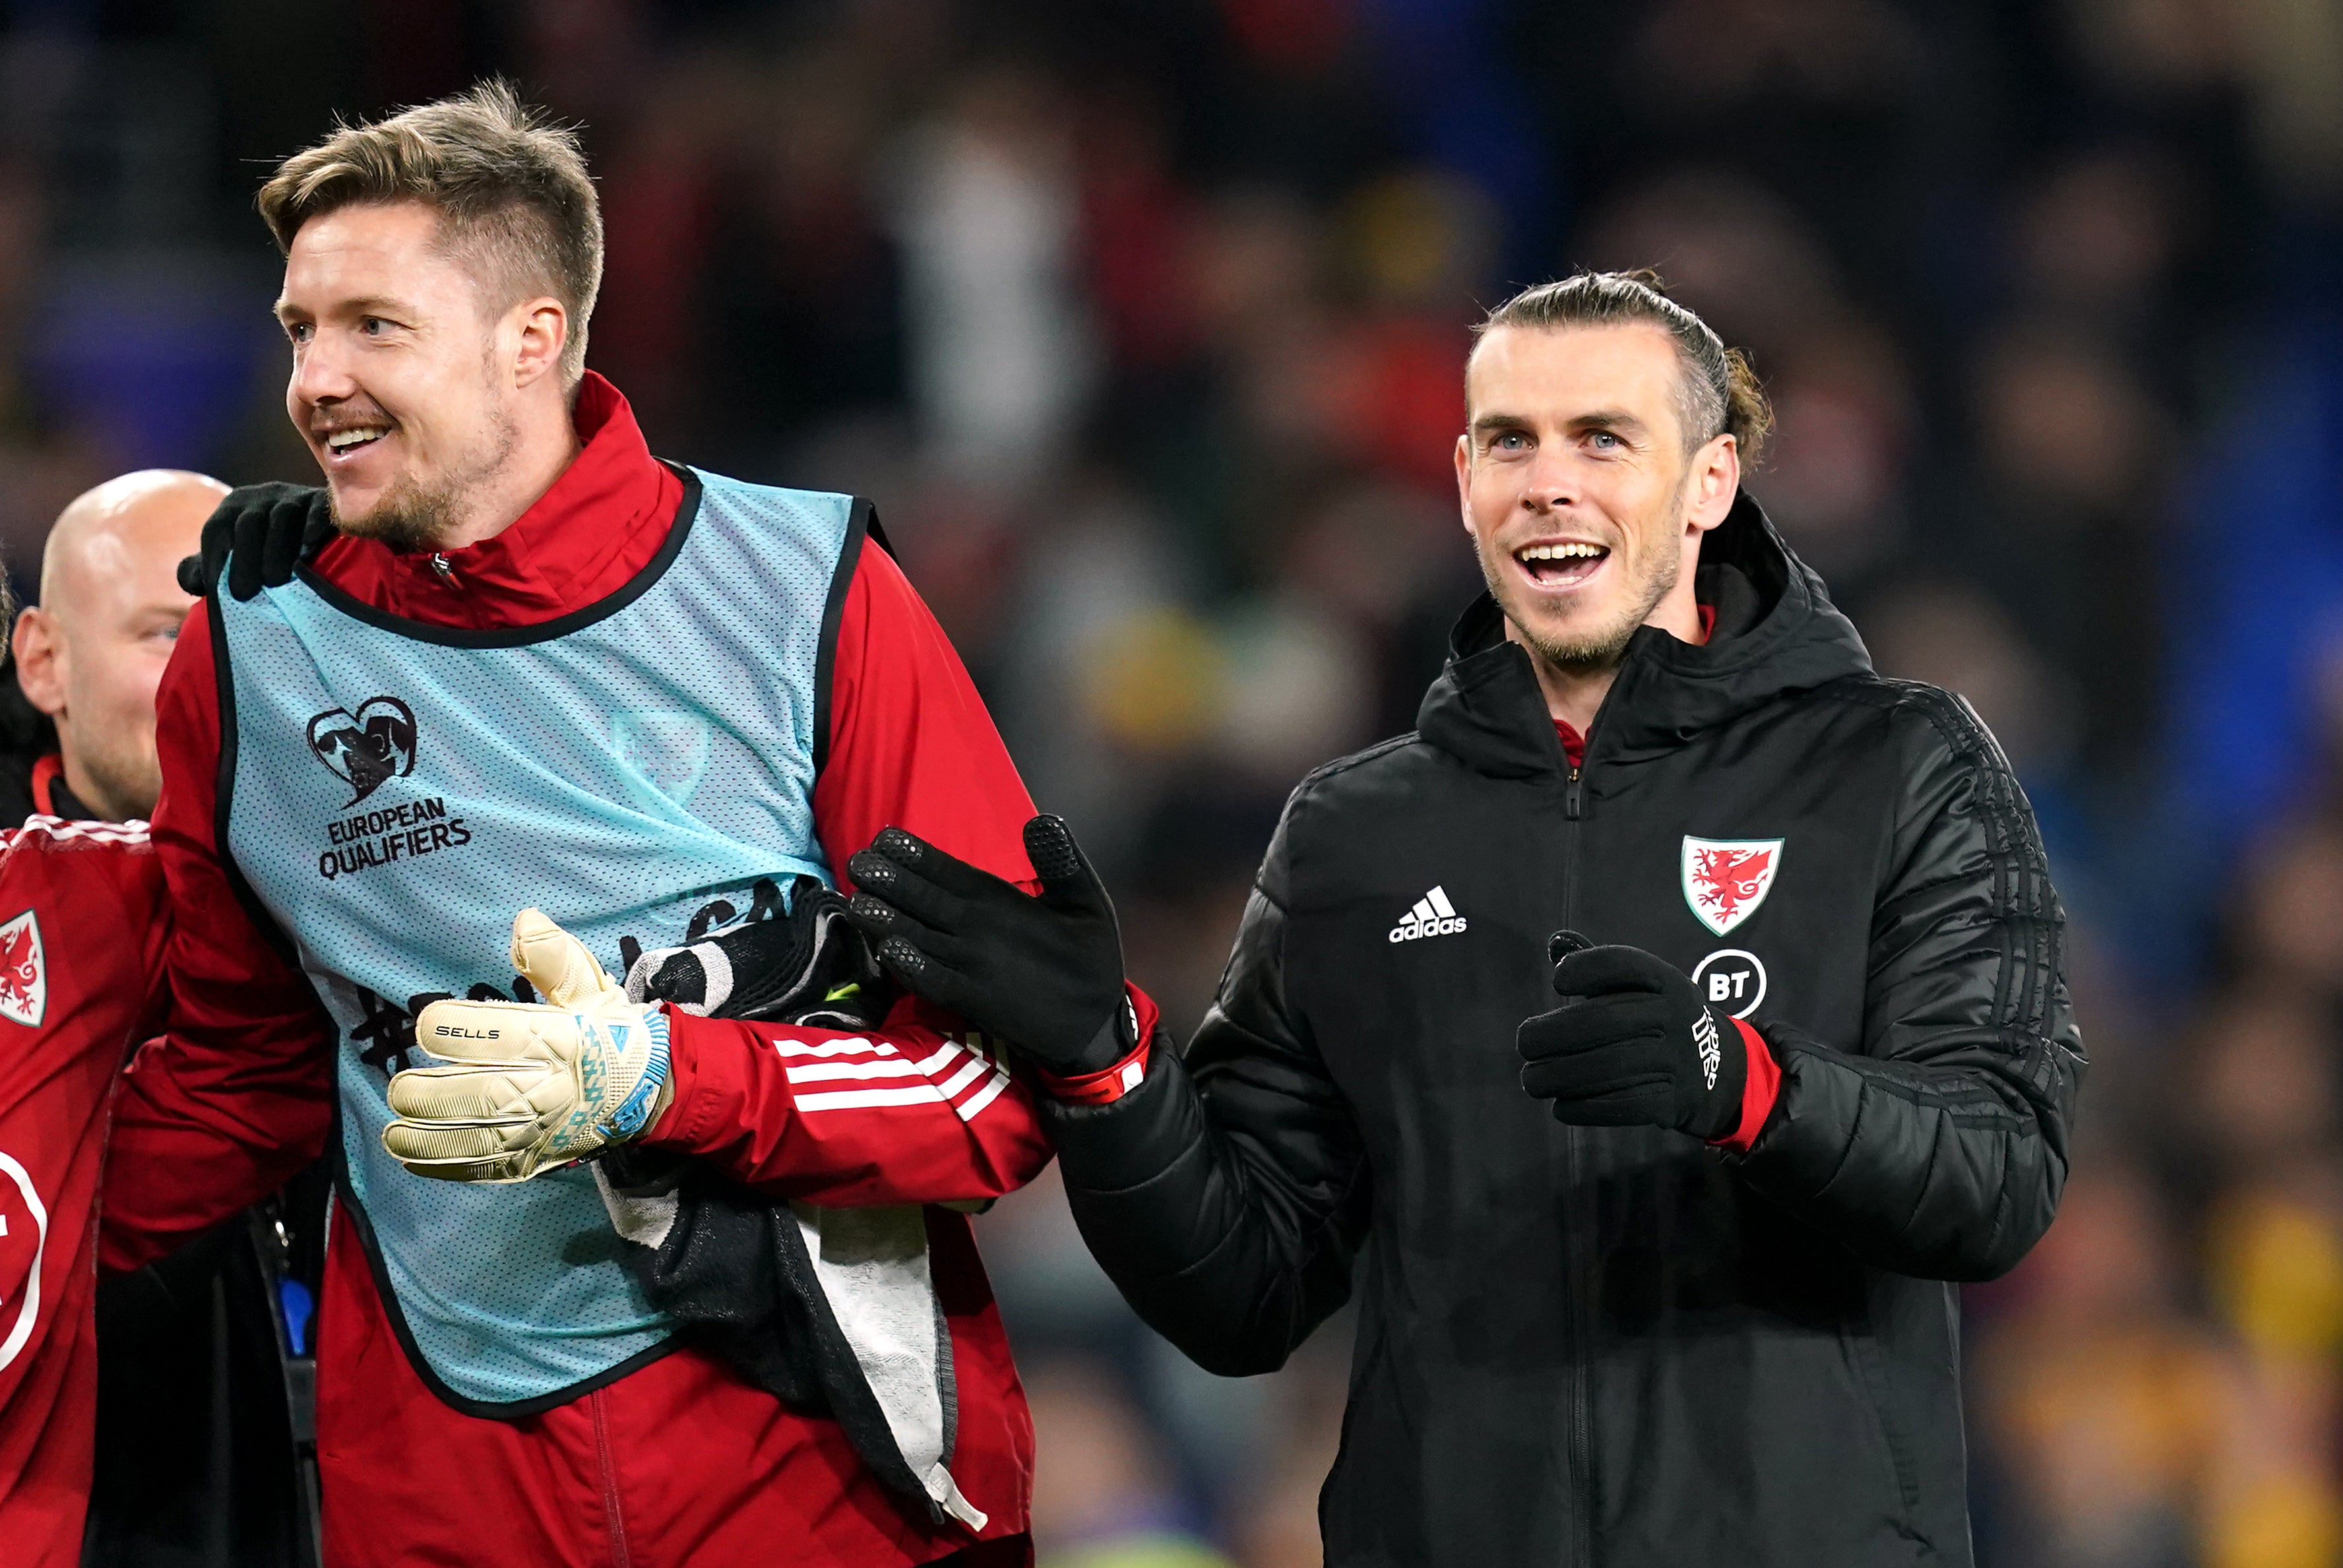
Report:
846,271,2084,1567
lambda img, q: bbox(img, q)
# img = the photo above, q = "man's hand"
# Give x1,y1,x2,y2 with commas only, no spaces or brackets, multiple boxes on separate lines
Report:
1516,934,1745,1141
844,815,1132,1078
381,908,674,1183
175,482,334,600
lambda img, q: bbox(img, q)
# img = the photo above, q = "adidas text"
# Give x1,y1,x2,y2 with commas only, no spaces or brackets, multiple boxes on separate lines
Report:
1693,1010,1721,1090
1390,886,1468,943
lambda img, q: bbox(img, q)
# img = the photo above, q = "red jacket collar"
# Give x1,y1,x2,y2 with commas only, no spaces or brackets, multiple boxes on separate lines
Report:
309,372,683,631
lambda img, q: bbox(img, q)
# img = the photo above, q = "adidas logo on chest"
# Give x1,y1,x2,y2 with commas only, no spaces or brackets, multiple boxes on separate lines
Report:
1389,885,1468,943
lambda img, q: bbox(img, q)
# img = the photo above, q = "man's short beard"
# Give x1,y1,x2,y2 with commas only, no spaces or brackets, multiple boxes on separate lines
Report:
329,381,520,553
73,731,163,821
1493,546,1680,675
334,472,461,552
1482,466,1690,677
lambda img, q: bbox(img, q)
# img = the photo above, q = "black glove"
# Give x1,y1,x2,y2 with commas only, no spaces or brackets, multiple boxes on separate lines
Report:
844,815,1132,1077
176,482,335,600
622,876,891,1029
1516,933,1746,1141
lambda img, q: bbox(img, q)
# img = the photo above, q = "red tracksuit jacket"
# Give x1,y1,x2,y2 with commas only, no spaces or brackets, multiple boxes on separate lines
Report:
0,819,168,1568
100,375,1056,1568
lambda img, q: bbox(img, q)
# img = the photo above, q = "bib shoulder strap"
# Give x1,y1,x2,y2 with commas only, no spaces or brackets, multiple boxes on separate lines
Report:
207,590,299,962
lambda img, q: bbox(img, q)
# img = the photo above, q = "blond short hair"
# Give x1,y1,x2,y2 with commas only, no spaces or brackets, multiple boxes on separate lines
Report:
258,80,602,382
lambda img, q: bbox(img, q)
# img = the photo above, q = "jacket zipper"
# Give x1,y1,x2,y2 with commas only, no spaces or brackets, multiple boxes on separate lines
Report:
1559,756,1595,1567
590,1387,634,1568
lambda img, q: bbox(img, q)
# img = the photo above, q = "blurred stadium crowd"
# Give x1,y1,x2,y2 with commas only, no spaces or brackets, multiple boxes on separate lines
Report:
5,1,2343,1565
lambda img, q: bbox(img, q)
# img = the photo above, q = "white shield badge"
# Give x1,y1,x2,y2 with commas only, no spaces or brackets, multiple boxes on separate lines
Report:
615,712,714,809
0,911,44,1028
1681,838,1784,937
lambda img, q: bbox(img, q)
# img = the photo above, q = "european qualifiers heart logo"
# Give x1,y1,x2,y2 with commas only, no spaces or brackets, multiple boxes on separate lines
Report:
307,696,419,805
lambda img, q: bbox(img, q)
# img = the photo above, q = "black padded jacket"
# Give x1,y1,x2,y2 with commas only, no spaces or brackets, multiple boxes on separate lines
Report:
1044,493,2084,1567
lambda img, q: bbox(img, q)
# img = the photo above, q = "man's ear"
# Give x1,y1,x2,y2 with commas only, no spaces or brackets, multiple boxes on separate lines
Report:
1684,433,1741,536
13,608,65,717
509,296,569,391
1454,432,1476,540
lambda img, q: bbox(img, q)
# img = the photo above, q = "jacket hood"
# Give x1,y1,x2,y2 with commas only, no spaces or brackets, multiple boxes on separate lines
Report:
1417,490,1872,779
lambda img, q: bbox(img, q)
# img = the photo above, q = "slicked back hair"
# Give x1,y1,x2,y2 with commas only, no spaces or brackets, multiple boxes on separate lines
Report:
258,80,602,383
1472,270,1772,467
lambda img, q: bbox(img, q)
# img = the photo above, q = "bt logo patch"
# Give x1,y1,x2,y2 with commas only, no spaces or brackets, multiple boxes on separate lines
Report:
1692,948,1767,1020
307,696,418,805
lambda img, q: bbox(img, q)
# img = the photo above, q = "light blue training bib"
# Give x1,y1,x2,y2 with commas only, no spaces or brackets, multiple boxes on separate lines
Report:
214,468,864,1410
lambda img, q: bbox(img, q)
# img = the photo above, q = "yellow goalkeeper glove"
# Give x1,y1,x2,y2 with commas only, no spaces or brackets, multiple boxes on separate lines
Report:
381,908,675,1183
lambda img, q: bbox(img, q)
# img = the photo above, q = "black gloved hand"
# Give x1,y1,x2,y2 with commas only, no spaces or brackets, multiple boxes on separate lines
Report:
844,815,1132,1077
623,877,891,1030
176,482,335,600
1516,933,1746,1141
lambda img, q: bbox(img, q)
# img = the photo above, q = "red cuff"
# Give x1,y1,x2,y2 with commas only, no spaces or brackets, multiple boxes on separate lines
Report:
1035,984,1161,1105
1712,1017,1781,1154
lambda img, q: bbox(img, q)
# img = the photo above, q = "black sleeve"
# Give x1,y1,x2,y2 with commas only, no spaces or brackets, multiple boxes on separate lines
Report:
1730,691,2086,1282
1042,813,1369,1376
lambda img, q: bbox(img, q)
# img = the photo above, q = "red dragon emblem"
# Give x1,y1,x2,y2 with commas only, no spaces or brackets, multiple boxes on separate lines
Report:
1681,838,1784,936
0,912,46,1028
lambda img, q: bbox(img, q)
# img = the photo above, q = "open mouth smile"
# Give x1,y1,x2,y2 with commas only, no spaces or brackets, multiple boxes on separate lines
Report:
319,425,390,462
1513,540,1611,590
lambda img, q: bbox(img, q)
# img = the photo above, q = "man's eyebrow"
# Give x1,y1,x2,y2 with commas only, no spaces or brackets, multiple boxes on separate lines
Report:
1567,408,1650,435
274,294,412,321
1470,412,1533,437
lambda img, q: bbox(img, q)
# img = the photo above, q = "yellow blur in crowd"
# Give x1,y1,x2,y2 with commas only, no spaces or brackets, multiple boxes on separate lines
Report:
1982,1171,2343,1568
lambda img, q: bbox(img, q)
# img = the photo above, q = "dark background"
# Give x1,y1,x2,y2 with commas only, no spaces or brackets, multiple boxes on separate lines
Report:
6,1,2343,1563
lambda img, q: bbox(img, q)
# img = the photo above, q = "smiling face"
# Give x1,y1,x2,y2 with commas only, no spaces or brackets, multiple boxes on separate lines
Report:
276,200,561,550
1456,321,1739,677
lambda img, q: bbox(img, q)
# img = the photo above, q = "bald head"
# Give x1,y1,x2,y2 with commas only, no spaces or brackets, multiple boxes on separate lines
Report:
15,470,224,820
40,470,226,615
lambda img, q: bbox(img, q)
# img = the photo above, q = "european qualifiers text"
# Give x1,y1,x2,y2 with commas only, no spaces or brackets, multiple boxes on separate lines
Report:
319,795,472,879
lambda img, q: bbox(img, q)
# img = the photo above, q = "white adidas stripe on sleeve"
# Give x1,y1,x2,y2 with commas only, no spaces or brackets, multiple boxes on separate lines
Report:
934,1055,991,1100
955,1073,1011,1121
774,1030,1015,1123
777,1037,896,1059
785,1057,927,1084
792,1082,953,1112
